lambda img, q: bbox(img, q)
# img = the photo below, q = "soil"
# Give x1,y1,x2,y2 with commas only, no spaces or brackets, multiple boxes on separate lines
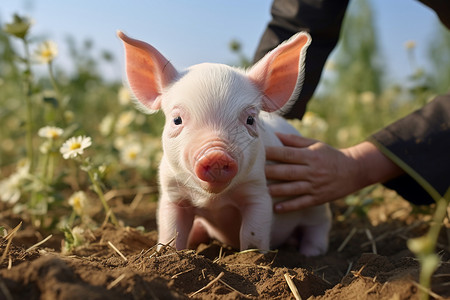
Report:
1,191,449,300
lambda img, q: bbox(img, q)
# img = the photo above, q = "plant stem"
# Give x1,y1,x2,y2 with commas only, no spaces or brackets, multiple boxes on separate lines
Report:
417,189,450,300
87,168,118,226
47,61,67,127
47,153,55,184
23,38,35,172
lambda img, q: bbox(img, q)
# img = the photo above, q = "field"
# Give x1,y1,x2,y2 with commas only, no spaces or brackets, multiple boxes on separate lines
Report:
1,193,450,299
1,8,450,300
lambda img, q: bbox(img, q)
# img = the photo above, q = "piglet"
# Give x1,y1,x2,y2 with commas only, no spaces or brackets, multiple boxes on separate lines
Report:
117,31,331,256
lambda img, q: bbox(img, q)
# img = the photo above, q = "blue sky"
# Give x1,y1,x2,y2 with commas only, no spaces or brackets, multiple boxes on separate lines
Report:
1,0,442,85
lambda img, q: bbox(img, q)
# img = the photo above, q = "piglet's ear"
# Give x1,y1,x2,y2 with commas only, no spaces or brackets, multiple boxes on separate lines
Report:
117,31,178,113
247,32,311,113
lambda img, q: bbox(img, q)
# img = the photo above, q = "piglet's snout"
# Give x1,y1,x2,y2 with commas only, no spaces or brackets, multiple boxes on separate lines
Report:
194,147,238,185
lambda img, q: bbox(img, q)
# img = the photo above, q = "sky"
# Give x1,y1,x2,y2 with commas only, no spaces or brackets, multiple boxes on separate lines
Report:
1,0,442,85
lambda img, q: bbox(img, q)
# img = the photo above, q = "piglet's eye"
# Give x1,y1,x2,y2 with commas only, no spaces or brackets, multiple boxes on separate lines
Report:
173,116,182,125
246,116,255,125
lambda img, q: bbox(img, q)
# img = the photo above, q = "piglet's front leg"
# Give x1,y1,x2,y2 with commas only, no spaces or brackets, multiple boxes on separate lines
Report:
157,192,195,250
239,192,272,251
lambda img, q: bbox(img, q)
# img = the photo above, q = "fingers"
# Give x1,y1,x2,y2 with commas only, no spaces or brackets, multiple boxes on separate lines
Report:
265,133,331,214
267,180,311,197
265,164,309,181
266,133,316,164
266,145,305,164
273,195,319,213
276,132,316,148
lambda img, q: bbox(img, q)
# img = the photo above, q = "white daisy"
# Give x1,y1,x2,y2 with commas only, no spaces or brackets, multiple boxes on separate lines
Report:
0,174,22,204
71,226,86,246
118,86,132,106
120,143,142,167
68,191,88,215
120,142,152,169
38,126,64,139
115,110,135,135
99,114,114,137
0,160,31,204
35,40,58,64
60,136,92,159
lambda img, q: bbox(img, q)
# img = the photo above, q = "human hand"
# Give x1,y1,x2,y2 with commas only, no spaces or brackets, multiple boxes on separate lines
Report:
265,133,360,213
265,133,403,213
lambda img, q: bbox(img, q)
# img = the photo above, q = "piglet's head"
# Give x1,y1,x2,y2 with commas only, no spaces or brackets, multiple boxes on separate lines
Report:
118,31,310,194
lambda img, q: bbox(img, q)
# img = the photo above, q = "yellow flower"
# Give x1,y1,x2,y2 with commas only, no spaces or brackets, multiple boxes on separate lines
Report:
60,136,92,159
35,40,58,64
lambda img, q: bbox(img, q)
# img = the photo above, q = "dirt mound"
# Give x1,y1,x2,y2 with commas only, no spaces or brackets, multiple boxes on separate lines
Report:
1,198,449,299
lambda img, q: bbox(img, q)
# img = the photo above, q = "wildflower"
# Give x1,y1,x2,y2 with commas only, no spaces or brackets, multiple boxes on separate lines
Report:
71,226,86,245
120,143,145,167
38,126,63,139
114,136,126,150
39,140,51,154
336,126,362,146
68,191,88,215
300,112,328,135
60,136,92,159
324,60,337,71
98,164,108,176
35,40,58,64
64,111,75,123
99,114,114,136
3,14,32,39
0,175,23,204
404,40,416,50
115,110,136,135
359,91,375,105
62,226,86,253
118,86,132,105
0,160,31,204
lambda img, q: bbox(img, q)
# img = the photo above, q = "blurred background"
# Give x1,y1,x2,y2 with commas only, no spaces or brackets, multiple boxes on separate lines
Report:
1,0,444,80
0,0,449,227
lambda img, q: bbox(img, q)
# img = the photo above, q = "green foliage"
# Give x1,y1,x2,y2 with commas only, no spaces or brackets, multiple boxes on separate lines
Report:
0,14,164,233
408,190,450,300
331,0,384,96
229,39,252,68
426,21,450,94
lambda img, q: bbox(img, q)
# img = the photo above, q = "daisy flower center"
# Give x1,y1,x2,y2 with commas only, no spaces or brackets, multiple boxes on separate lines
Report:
70,142,81,150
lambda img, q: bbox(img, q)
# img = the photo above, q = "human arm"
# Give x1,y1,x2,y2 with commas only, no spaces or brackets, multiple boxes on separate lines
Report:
267,96,450,213
254,0,349,119
370,95,450,204
265,134,404,213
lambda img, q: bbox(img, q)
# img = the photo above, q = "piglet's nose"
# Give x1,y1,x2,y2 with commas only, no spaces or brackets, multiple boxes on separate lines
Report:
194,150,238,184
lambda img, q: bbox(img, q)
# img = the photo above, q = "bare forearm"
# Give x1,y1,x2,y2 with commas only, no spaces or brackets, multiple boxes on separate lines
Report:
266,134,406,213
342,141,404,191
